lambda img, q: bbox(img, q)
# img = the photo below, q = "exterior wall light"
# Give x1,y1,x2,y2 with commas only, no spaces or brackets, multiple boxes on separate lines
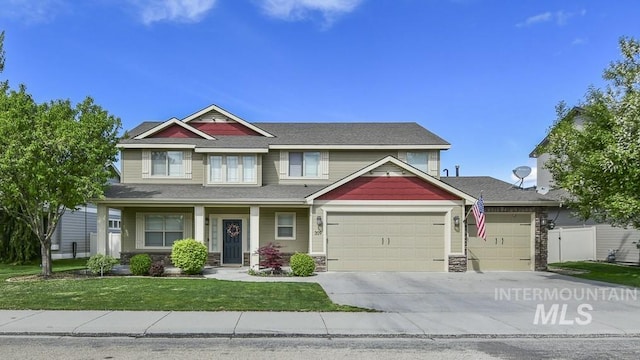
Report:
316,215,323,229
453,215,460,227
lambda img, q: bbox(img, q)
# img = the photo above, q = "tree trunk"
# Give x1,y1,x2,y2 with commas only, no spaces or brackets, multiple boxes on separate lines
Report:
40,240,52,277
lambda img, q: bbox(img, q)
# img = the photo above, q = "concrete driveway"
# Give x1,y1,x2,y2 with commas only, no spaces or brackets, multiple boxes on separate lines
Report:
313,271,640,334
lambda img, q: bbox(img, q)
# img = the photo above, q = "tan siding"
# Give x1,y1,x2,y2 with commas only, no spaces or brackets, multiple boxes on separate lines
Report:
311,207,324,253
364,163,406,175
262,151,280,185
120,207,194,252
328,151,400,182
120,149,203,184
264,150,443,185
206,208,250,215
191,152,204,184
121,150,142,184
450,205,464,253
259,208,309,253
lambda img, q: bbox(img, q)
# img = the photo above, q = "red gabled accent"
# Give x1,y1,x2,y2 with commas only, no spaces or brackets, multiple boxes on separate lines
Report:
317,176,460,201
149,125,203,138
191,122,262,136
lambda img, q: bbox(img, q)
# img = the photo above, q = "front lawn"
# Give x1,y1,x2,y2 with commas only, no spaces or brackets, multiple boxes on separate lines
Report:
0,260,363,312
549,261,640,288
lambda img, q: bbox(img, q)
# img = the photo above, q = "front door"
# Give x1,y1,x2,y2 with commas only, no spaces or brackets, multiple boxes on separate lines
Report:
222,219,243,264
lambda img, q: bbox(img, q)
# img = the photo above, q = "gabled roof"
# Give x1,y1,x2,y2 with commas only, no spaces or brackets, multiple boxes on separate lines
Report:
305,156,475,204
133,118,215,140
120,121,451,149
182,104,275,138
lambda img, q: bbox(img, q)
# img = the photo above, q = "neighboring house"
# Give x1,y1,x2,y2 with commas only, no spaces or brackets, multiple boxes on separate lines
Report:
51,165,122,259
95,104,556,272
530,109,640,264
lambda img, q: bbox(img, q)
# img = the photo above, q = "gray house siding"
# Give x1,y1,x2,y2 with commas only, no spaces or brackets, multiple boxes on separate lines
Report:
51,206,121,259
595,225,640,264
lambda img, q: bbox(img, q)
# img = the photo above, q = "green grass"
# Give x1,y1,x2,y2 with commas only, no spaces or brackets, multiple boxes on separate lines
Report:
0,259,365,312
549,261,640,288
0,258,87,280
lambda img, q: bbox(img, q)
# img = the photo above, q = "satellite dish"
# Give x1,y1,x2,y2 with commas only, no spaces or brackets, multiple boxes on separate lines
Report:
512,166,532,189
512,166,532,179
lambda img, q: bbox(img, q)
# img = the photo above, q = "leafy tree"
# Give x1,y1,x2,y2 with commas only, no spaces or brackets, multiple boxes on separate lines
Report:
0,210,40,263
543,37,640,228
0,84,121,276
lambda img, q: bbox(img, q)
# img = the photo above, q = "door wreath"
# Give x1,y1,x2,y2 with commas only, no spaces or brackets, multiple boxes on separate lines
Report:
226,223,241,237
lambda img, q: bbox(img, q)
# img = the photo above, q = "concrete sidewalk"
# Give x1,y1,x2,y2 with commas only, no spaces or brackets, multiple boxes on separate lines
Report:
2,268,639,338
1,309,639,338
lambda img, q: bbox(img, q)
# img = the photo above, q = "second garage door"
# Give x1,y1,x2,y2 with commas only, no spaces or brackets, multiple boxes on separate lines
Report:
468,213,533,271
327,212,446,271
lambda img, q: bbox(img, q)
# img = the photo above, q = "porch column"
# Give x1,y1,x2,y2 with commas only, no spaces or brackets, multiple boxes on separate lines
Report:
194,205,205,243
250,206,260,270
96,204,108,255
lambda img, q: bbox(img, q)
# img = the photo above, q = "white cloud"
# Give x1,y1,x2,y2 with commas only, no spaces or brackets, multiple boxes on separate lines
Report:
134,0,218,25
258,0,363,28
0,0,68,24
516,9,586,28
572,37,588,46
516,12,552,27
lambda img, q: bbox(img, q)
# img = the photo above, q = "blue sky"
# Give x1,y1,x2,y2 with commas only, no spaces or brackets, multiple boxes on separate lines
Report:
2,0,639,186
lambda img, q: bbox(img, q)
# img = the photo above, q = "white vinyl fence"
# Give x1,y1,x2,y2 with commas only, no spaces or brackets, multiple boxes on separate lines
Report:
548,227,596,263
89,232,121,259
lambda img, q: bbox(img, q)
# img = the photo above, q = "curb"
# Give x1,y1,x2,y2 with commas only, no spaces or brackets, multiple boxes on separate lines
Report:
2,332,640,339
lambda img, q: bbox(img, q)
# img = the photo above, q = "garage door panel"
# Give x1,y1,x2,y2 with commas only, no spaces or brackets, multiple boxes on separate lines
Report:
327,212,445,272
468,213,533,271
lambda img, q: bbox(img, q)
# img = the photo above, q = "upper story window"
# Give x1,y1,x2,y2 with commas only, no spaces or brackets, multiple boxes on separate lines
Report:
152,151,183,177
142,150,192,179
406,152,428,173
280,151,328,179
209,154,257,184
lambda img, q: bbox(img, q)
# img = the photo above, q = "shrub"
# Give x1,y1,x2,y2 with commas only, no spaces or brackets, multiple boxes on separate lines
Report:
290,253,316,276
257,242,283,273
149,261,165,277
171,238,208,275
86,254,119,276
129,254,152,276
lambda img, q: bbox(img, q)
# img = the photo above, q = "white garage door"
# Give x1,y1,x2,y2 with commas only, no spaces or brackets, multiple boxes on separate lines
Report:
327,212,446,271
468,213,533,271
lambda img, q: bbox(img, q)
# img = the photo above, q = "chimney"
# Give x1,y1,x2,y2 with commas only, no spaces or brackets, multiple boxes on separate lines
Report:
455,165,460,177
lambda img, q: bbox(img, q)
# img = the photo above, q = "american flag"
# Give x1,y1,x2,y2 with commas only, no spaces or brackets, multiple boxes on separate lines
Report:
472,195,486,240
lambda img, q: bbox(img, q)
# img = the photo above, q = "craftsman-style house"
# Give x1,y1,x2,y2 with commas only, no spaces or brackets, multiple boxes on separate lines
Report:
96,104,555,272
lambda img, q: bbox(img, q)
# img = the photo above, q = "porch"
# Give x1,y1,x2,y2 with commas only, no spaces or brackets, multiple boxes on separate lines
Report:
95,204,314,269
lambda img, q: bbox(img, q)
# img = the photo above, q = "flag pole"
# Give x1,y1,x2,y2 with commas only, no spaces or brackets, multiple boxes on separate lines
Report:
464,191,483,220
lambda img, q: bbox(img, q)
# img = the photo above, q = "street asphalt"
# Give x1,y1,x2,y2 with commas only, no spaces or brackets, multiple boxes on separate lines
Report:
1,268,640,338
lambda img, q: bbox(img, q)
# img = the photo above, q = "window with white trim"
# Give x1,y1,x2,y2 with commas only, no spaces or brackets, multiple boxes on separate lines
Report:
279,151,328,179
406,152,428,173
152,151,184,177
275,212,296,240
142,150,191,179
108,220,121,229
289,151,320,177
208,154,257,184
144,214,184,247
